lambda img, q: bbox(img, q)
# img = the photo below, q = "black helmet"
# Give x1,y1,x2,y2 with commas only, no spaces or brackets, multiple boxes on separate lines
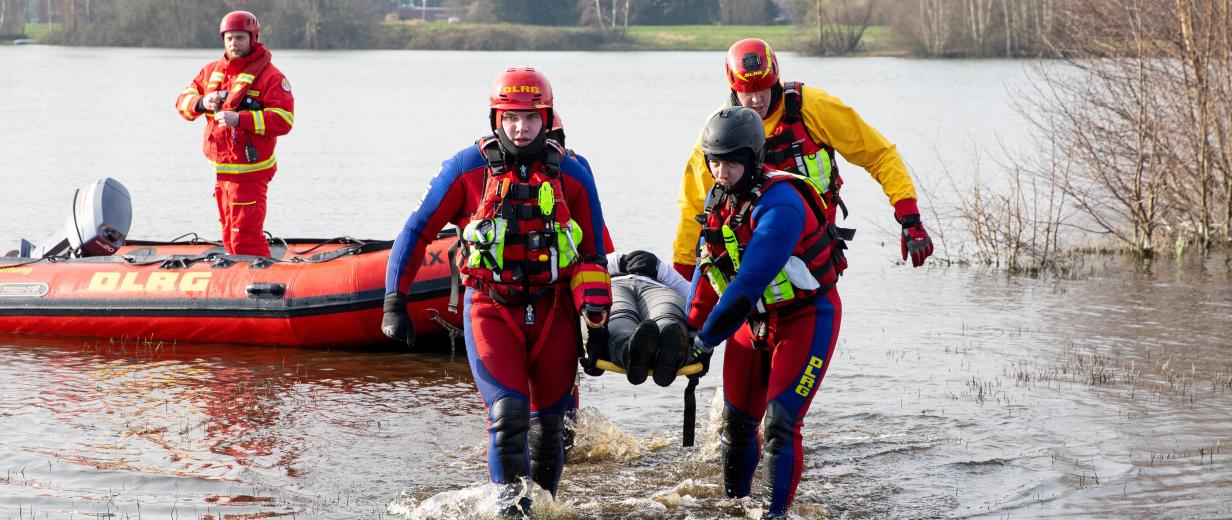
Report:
702,107,765,194
701,107,765,159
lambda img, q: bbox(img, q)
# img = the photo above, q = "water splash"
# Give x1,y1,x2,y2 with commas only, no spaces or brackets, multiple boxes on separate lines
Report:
566,407,642,463
386,478,575,520
698,386,726,462
650,478,723,509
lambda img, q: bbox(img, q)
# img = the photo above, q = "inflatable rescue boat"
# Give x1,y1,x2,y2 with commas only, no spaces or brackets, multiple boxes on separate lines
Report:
0,178,462,347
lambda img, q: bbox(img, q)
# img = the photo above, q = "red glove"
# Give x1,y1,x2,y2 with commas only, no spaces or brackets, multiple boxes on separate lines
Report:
894,199,933,268
570,262,611,326
672,262,695,282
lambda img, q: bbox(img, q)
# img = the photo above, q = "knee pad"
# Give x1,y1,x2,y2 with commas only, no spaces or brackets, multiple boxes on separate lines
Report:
762,401,793,457
489,397,530,483
721,405,759,449
528,413,565,495
720,405,760,498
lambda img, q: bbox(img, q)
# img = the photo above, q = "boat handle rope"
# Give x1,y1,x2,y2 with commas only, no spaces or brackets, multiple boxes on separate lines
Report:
165,232,223,245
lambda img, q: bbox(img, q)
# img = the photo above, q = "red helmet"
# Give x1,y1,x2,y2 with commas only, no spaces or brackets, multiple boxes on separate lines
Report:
220,11,260,42
489,67,553,129
725,38,779,92
546,111,566,145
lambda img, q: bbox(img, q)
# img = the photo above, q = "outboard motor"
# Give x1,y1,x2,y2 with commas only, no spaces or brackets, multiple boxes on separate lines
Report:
1,239,36,258
38,178,133,258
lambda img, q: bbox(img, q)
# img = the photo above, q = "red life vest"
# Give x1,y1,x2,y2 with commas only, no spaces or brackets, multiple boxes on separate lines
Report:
459,137,583,297
763,81,847,224
699,171,847,314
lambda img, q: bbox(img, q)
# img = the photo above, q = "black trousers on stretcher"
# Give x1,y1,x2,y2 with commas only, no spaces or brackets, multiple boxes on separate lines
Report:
580,276,686,365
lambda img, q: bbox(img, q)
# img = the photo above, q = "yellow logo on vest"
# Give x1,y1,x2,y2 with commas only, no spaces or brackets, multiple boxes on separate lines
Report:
794,356,825,396
502,85,541,94
88,272,212,292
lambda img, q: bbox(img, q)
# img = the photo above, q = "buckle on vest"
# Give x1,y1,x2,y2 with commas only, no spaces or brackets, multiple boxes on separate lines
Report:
507,183,535,200
507,230,551,249
499,204,539,220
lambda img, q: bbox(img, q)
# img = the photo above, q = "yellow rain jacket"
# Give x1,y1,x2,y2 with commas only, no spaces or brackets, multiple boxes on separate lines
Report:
672,84,917,268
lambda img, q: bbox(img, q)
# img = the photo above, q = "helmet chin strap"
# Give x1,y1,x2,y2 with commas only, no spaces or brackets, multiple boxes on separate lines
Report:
496,127,547,162
709,149,764,195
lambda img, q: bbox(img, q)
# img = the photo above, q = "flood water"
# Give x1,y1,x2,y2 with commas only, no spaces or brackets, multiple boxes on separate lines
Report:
1,47,1231,519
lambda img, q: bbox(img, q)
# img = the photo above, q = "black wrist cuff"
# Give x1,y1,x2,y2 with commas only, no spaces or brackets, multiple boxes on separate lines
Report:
383,293,407,312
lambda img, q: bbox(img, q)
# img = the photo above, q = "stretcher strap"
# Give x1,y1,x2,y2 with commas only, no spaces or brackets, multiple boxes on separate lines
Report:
683,376,699,447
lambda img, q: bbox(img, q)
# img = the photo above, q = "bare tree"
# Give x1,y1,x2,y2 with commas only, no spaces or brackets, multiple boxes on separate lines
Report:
0,0,26,38
918,0,950,56
581,0,637,35
1017,0,1231,257
815,0,876,55
966,0,994,56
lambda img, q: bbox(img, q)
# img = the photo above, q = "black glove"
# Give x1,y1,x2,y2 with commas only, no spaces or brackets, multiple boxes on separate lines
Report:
582,325,609,377
686,331,713,379
619,250,660,278
381,293,415,348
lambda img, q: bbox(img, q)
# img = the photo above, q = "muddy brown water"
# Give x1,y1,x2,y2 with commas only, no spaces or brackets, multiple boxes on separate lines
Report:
1,48,1231,519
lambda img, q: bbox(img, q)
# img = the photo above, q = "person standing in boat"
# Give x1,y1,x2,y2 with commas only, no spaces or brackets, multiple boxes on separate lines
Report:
175,10,294,257
670,38,934,279
382,67,611,515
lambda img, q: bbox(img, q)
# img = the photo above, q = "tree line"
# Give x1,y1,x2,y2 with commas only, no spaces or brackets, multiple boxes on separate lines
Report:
34,0,788,48
802,0,1063,57
951,0,1232,271
40,0,386,49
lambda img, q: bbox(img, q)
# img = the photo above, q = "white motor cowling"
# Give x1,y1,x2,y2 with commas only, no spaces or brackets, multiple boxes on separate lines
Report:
39,178,133,258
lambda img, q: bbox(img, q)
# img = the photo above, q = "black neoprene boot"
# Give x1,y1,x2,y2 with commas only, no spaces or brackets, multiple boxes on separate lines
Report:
653,321,688,387
625,320,659,385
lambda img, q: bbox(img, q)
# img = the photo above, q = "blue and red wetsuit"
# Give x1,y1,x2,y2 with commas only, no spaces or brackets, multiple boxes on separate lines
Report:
386,141,608,498
687,178,841,517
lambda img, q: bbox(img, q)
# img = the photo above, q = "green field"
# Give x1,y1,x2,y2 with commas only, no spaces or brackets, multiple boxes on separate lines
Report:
623,24,899,53
24,23,57,40
379,23,900,53
624,25,802,51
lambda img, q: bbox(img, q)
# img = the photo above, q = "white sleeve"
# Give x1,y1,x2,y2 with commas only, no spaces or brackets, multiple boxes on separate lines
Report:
657,257,691,300
606,251,622,276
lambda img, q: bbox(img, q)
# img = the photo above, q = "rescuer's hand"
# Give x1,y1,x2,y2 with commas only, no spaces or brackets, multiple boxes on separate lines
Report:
214,111,240,128
686,331,713,379
581,325,609,377
202,91,225,112
900,216,934,267
381,293,415,348
894,199,934,268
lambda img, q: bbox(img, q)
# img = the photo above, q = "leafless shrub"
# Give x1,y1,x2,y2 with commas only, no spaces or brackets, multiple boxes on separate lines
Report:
812,0,878,56
948,0,1232,266
882,0,1062,57
1020,0,1232,258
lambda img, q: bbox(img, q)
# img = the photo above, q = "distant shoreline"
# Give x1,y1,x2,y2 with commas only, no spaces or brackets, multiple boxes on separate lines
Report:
18,21,916,56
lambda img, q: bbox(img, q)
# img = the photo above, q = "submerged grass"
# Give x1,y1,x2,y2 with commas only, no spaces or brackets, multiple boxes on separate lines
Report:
1013,342,1232,406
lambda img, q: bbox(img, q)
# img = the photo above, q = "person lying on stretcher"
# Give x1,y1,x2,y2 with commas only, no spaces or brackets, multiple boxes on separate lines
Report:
581,250,696,387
